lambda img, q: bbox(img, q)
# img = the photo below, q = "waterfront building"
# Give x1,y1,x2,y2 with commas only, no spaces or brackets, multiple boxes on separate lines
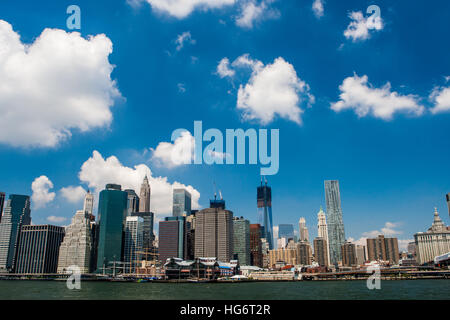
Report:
341,241,357,267
0,192,5,223
297,241,312,265
414,208,450,265
257,179,273,249
83,190,95,221
125,189,140,216
57,210,92,274
313,237,329,267
139,176,151,213
15,225,65,274
367,235,399,264
233,217,250,265
124,216,144,274
194,198,233,262
131,211,154,260
268,248,298,267
173,188,191,217
0,195,31,272
355,245,366,265
96,184,128,272
159,216,186,263
298,218,309,242
324,180,346,266
250,224,263,267
278,224,294,241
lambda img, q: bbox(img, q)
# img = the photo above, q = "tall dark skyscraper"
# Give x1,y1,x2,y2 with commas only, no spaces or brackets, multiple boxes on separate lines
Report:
96,184,128,272
447,193,450,219
0,192,5,223
131,211,154,260
159,216,186,263
324,180,346,267
125,189,140,216
0,194,31,272
257,179,273,249
15,225,65,274
250,224,263,267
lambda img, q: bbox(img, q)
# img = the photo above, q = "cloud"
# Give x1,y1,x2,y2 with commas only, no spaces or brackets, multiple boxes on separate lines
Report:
348,236,413,252
0,20,121,148
78,150,200,216
344,11,383,42
60,186,87,204
430,86,450,114
151,131,195,168
235,0,280,29
331,74,424,120
216,58,236,78
134,0,236,19
31,176,56,209
47,216,67,223
312,0,324,18
361,221,403,238
175,31,195,51
219,54,314,124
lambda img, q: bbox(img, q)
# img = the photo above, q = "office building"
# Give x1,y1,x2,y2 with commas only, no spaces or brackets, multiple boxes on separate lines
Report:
124,216,144,273
83,190,95,221
125,189,140,216
414,208,450,265
313,237,329,267
57,210,92,274
277,237,288,249
268,248,298,267
298,218,309,242
250,224,263,267
185,214,196,260
257,179,273,249
0,192,5,223
355,245,366,265
317,206,330,265
0,195,31,272
341,242,357,267
195,198,233,262
233,217,250,265
139,175,151,213
367,235,399,264
447,193,450,218
278,224,294,241
131,211,154,260
173,188,191,217
15,225,65,274
324,180,346,266
159,216,186,263
96,184,128,272
297,241,312,265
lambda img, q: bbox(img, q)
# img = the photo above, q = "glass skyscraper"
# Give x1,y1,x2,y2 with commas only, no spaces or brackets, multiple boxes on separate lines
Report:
0,194,31,272
324,180,346,267
257,180,273,250
123,216,144,274
96,184,128,273
233,217,251,265
278,224,294,240
173,188,192,217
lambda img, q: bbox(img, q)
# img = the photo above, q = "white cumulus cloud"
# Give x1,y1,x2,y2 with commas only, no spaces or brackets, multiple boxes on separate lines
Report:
331,74,424,120
60,186,87,204
78,150,200,216
235,0,279,29
151,131,195,168
31,176,56,209
344,11,383,42
175,31,196,51
0,20,121,148
430,86,450,114
312,0,324,18
216,58,236,78
47,216,67,223
219,54,314,124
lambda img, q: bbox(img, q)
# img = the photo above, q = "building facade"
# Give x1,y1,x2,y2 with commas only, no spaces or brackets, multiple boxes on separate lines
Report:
173,188,191,217
414,208,450,265
96,184,128,272
324,180,346,267
83,190,95,221
355,245,366,265
0,192,5,223
298,218,309,242
194,200,233,262
341,242,357,267
125,189,140,216
447,193,450,219
131,211,154,260
367,235,399,264
268,248,298,267
317,206,331,266
257,180,273,249
15,225,65,274
297,241,312,265
250,224,263,267
159,216,186,263
278,224,294,241
233,217,250,265
313,237,329,267
0,194,31,272
139,176,151,213
57,210,92,274
124,216,144,273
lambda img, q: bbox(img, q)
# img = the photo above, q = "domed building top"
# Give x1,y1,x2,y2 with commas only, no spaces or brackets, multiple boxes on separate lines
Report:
428,208,446,232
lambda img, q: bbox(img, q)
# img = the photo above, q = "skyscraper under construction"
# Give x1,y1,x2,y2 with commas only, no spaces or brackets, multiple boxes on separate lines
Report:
257,178,273,250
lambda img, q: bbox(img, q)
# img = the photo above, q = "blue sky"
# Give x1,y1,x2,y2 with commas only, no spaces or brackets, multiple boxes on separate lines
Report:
0,0,449,249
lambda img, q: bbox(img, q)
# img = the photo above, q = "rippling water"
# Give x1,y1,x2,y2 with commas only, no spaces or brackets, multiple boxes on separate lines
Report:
0,279,448,300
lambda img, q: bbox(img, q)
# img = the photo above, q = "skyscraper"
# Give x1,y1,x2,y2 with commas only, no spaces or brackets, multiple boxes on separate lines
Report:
324,180,346,266
250,224,263,267
233,217,250,265
0,192,5,223
125,189,140,216
317,206,330,266
57,210,92,274
124,216,144,274
96,184,128,272
278,224,295,241
298,218,309,242
83,190,95,221
0,195,31,272
139,175,151,213
173,188,192,217
313,237,329,267
257,179,273,249
367,235,399,264
159,216,186,263
297,241,312,265
195,198,233,262
447,193,450,218
131,211,154,260
15,225,65,274
341,241,357,267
